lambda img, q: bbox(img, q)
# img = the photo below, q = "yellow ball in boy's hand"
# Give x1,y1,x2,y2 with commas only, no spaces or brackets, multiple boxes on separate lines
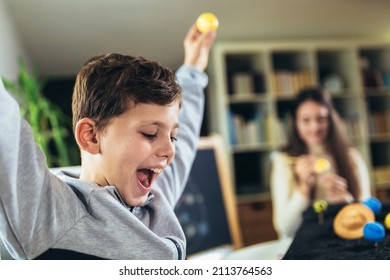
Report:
196,12,219,33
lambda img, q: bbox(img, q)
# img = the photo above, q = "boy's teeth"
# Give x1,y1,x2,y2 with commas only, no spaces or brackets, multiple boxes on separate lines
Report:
150,168,162,174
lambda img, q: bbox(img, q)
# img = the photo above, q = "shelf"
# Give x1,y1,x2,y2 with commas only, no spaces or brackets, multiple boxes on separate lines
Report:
236,193,272,204
209,38,390,195
231,143,273,153
229,94,268,104
364,88,390,96
208,38,390,246
370,133,390,142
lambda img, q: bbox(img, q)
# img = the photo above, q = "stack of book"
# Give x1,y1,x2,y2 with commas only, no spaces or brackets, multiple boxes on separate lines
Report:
229,72,265,96
368,111,390,136
270,70,313,96
227,110,273,146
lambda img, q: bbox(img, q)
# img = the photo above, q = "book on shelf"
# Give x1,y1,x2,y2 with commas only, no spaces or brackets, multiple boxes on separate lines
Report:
246,121,259,145
227,109,270,146
369,111,390,135
271,70,313,96
343,112,361,139
227,109,238,145
372,166,390,187
234,114,247,145
263,113,275,144
275,114,292,146
229,71,265,96
231,72,253,96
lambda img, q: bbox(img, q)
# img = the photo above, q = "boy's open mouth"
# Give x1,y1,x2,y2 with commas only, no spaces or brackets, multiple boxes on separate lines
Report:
136,168,162,189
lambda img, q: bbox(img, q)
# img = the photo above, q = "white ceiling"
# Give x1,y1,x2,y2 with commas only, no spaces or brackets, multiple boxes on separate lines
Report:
5,0,390,76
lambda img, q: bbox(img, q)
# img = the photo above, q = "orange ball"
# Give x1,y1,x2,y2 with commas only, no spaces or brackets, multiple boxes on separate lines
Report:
196,12,219,33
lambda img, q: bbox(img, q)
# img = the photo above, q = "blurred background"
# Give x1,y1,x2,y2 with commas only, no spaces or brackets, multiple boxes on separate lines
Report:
2,0,390,167
2,0,390,79
2,0,390,260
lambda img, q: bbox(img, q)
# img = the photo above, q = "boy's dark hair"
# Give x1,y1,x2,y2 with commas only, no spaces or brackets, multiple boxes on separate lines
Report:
283,86,361,200
72,53,182,132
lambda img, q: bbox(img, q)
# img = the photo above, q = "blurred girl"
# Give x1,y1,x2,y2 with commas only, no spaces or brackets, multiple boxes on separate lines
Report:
270,87,371,238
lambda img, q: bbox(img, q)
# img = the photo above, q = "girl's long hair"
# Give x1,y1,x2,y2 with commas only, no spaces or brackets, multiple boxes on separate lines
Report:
282,86,360,200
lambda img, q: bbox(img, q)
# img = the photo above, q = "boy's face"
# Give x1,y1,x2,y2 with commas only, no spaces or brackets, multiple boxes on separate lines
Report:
95,101,180,206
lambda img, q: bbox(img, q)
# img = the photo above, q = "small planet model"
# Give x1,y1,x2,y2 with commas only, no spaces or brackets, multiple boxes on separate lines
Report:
196,12,219,33
363,221,385,243
385,213,390,230
333,203,375,239
313,199,328,213
362,197,382,215
314,157,331,174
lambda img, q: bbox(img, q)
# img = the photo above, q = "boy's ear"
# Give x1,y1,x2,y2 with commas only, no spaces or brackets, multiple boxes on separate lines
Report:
75,118,100,154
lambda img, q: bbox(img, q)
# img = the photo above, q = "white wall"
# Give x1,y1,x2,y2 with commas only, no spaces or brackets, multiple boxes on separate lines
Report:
0,0,30,80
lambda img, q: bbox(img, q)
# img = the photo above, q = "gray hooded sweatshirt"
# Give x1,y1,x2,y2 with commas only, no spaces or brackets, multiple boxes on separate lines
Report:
0,65,207,259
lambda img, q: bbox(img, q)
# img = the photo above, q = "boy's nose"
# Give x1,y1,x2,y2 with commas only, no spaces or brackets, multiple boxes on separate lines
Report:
156,138,175,160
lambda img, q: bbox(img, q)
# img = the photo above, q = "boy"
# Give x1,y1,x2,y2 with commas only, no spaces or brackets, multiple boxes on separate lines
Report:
0,24,216,259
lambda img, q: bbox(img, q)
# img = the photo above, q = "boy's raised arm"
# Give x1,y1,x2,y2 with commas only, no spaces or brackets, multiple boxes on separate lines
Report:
155,25,216,206
0,79,83,259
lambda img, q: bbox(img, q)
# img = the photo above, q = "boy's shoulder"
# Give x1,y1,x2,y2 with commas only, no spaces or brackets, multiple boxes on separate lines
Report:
50,167,103,211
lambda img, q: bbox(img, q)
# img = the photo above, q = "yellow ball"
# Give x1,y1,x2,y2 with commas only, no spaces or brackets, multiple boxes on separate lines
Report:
385,213,390,230
313,199,328,213
314,157,331,174
196,12,219,33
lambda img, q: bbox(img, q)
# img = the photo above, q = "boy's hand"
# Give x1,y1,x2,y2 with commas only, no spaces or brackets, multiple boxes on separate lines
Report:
183,24,217,72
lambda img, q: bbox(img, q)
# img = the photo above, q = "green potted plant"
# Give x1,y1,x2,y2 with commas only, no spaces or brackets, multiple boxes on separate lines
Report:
2,60,73,167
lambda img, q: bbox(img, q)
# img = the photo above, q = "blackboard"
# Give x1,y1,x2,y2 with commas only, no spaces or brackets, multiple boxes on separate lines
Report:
174,134,243,256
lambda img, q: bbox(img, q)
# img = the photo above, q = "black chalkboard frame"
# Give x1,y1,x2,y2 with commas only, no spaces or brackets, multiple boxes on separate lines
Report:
174,134,243,257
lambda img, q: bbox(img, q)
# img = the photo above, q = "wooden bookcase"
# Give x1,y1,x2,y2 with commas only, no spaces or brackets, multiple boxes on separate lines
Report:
207,39,390,246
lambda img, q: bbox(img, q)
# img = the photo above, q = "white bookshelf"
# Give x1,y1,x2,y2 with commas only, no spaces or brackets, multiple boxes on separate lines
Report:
207,39,390,244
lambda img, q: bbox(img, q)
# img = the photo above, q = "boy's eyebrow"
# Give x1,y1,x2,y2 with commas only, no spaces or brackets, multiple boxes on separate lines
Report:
140,120,180,129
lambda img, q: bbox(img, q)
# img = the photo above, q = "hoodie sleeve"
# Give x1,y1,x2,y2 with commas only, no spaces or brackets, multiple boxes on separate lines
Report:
154,65,208,207
0,78,86,259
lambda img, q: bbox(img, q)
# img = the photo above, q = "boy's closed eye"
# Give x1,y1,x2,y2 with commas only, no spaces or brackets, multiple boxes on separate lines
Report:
142,132,157,140
141,132,178,143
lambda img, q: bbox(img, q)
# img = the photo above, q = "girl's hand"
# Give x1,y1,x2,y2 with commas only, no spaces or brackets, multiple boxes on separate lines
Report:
317,173,352,203
294,155,316,197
